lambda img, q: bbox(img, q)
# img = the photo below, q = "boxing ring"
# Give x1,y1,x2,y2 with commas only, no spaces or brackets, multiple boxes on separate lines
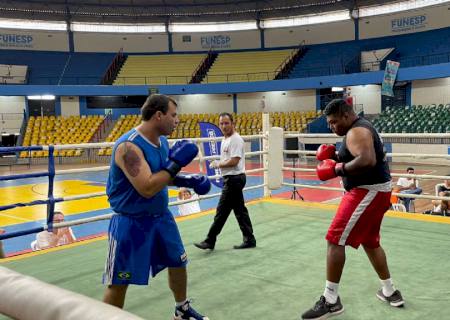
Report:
1,124,450,320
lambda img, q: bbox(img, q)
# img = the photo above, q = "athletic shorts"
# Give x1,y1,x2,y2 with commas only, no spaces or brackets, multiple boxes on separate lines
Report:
326,187,391,249
103,210,187,285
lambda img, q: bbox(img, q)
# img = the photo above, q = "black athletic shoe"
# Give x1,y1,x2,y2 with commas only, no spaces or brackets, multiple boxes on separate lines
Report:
233,241,256,249
376,289,405,307
194,241,215,250
301,296,344,320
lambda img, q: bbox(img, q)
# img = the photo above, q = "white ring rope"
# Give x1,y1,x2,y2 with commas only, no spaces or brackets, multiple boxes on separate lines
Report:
281,182,450,201
282,166,450,181
283,149,450,159
284,133,450,138
0,266,144,320
49,183,267,230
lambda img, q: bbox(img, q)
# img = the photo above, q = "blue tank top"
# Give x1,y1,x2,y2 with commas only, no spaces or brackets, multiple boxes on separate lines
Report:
106,129,169,216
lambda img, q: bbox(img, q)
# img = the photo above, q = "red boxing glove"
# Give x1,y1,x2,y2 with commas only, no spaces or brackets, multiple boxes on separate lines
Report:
316,159,345,181
316,144,336,161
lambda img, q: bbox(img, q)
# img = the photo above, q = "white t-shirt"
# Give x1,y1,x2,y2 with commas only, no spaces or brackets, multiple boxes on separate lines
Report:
397,177,419,188
219,132,245,176
178,194,201,216
32,228,76,251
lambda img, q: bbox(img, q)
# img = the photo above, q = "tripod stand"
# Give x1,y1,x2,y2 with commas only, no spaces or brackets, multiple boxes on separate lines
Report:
290,157,304,201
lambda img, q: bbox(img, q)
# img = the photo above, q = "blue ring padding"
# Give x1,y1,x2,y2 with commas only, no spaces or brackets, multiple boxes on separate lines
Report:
0,171,49,181
0,197,64,212
0,146,43,154
0,227,45,241
46,145,56,229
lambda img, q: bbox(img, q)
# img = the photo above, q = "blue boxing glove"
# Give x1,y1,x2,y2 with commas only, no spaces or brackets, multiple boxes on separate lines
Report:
173,174,211,195
163,140,199,177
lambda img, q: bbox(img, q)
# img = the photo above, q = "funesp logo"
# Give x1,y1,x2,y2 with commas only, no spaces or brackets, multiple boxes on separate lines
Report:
118,271,131,280
200,35,231,49
391,15,427,32
0,34,33,48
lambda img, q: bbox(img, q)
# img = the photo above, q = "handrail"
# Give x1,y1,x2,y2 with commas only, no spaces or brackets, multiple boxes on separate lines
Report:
274,40,305,76
101,48,124,85
191,49,213,80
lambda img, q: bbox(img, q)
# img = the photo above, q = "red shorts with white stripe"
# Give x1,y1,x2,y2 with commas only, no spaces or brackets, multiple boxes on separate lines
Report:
326,187,391,249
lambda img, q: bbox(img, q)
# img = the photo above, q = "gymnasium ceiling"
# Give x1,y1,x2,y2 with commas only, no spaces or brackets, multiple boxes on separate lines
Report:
0,0,408,23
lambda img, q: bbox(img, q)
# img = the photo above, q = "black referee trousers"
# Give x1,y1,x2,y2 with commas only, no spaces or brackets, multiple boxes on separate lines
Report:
206,173,255,244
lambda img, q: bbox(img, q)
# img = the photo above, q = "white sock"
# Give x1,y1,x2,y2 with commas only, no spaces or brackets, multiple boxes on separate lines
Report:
176,299,187,307
323,280,339,304
380,278,395,297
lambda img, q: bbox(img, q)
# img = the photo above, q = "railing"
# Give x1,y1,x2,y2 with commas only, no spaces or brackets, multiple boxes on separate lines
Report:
202,72,277,83
190,49,217,84
274,40,306,79
359,51,450,72
101,48,125,85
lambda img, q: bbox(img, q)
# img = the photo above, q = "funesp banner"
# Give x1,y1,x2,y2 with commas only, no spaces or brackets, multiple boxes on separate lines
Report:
381,60,400,97
199,122,223,188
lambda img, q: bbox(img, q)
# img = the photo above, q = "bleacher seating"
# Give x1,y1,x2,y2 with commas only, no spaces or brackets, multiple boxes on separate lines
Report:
289,27,450,79
114,54,205,85
372,104,450,133
97,110,321,156
20,115,104,157
98,114,141,156
0,51,115,84
202,50,291,83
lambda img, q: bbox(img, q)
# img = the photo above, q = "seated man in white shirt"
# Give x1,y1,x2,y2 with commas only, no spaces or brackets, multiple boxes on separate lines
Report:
177,188,201,216
396,167,423,212
31,212,76,251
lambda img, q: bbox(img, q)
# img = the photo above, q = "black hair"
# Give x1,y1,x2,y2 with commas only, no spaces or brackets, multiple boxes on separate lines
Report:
219,112,234,123
407,167,414,171
324,99,354,117
141,94,177,121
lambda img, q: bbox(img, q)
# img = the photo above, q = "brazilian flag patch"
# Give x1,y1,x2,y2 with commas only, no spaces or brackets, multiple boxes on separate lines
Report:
118,271,131,280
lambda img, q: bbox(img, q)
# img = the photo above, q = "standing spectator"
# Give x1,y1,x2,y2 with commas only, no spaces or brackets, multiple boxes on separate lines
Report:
177,188,201,216
396,167,422,211
194,112,256,250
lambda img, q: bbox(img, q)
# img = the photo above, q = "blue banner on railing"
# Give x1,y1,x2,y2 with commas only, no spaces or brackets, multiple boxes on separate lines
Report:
199,122,223,188
381,60,400,97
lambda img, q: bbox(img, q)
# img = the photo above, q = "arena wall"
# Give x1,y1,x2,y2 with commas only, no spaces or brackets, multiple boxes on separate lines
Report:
359,3,450,39
411,78,450,106
0,29,68,52
73,32,169,53
236,90,316,113
172,30,261,52
60,96,81,116
348,85,382,114
265,20,354,48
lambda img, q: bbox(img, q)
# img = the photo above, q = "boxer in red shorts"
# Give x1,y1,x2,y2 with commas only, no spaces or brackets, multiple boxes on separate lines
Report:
301,99,404,320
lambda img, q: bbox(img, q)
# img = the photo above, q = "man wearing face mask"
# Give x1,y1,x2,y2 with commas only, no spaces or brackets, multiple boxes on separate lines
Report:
301,99,404,320
194,112,256,250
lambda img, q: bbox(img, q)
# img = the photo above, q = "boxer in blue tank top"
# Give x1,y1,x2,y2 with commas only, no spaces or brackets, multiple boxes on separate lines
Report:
102,94,211,320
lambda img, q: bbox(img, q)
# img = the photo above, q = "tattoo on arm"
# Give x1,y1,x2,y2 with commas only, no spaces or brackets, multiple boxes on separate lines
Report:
123,145,141,177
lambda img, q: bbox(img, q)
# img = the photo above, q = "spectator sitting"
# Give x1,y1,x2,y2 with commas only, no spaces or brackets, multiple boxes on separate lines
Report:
424,192,449,216
396,167,422,212
437,178,450,194
0,229,5,258
31,212,76,251
177,187,201,216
